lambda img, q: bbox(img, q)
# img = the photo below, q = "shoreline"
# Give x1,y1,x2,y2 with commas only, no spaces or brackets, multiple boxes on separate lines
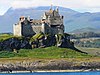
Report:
1,69,100,73
0,59,100,73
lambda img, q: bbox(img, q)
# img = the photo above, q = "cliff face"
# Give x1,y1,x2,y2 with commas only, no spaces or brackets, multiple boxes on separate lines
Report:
0,33,75,52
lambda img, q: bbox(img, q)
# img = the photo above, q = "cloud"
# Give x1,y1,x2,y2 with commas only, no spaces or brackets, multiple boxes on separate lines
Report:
1,0,100,14
10,0,100,10
11,0,54,8
0,0,13,15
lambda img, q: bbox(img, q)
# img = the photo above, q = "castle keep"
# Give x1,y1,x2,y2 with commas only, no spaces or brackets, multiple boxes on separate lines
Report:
13,7,64,36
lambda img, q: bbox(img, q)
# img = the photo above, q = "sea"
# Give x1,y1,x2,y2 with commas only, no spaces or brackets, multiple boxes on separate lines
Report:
0,72,100,75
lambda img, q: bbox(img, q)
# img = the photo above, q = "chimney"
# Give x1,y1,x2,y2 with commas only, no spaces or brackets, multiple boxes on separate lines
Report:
56,6,59,13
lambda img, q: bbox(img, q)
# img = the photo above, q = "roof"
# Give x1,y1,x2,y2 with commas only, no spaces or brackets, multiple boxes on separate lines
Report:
32,20,41,23
20,16,24,19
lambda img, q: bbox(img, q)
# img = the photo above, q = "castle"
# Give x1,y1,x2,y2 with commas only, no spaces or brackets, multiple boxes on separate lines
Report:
0,6,75,51
13,6,64,36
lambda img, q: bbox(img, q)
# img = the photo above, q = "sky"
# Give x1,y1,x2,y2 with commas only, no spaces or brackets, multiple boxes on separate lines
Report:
0,0,100,15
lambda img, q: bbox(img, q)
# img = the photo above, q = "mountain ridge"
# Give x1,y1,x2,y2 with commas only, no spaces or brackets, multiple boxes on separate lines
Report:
70,27,100,34
0,6,100,33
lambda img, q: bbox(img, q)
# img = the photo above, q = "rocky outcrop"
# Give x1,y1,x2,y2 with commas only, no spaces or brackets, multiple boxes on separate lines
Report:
0,60,100,72
0,38,32,51
30,33,75,49
0,33,76,52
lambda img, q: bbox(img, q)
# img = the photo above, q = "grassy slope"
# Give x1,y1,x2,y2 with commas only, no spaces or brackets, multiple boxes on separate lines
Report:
0,34,94,58
76,46,100,56
0,34,13,41
0,46,92,58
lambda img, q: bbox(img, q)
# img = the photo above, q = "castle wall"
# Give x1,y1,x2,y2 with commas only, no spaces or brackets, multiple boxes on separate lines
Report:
32,23,50,34
58,28,64,34
31,24,42,34
49,18,63,25
45,25,51,34
50,25,64,35
51,27,58,35
22,24,35,36
13,24,22,36
46,14,64,35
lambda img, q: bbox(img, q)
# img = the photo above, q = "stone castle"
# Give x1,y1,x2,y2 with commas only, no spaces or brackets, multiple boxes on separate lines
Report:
0,6,76,51
13,6,64,36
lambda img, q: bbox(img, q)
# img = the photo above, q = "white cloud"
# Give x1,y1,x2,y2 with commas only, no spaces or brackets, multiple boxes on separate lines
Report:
0,0,13,15
1,0,100,15
11,0,100,8
11,0,54,8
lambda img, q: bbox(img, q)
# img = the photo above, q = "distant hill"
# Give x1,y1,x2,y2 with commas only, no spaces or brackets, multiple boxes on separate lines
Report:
70,27,100,34
0,6,100,33
70,27,100,39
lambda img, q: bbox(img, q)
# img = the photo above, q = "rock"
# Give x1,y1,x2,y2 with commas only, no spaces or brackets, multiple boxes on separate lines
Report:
0,33,76,51
0,60,100,71
0,37,32,51
20,39,32,49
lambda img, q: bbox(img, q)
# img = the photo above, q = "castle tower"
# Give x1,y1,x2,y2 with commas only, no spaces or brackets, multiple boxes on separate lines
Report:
42,6,64,35
56,6,59,13
13,22,22,36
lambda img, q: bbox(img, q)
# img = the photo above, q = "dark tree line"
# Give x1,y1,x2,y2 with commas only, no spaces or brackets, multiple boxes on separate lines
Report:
73,39,100,48
70,32,100,39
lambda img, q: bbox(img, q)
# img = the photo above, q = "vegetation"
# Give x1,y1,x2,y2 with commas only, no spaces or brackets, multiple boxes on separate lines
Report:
72,38,100,48
0,33,13,42
70,32,100,39
0,46,91,58
0,33,23,42
70,32,100,48
0,33,95,58
56,34,63,46
30,32,45,42
76,47,100,56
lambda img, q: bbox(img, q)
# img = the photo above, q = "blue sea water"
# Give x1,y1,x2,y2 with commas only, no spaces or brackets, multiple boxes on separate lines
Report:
0,72,100,75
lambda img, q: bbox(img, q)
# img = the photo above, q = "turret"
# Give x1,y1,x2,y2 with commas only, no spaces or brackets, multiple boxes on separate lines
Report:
56,6,59,13
27,16,30,21
19,16,25,22
50,4,53,10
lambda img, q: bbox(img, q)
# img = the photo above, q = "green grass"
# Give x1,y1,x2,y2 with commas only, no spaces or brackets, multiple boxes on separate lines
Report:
0,34,24,42
0,34,13,42
76,46,100,56
0,46,92,58
30,32,44,42
0,51,17,58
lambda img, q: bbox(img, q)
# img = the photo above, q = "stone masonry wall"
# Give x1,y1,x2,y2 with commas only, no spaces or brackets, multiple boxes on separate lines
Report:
13,24,22,36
